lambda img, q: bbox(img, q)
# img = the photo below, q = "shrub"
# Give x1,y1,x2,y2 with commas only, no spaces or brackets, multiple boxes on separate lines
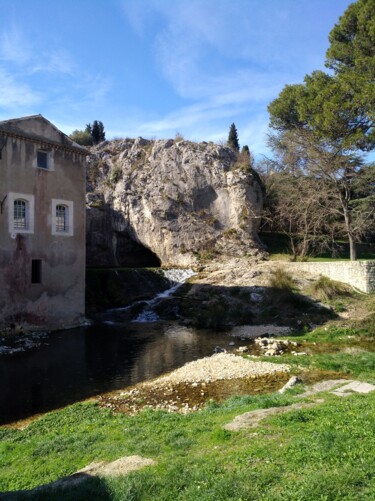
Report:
174,132,184,142
110,165,123,184
309,275,350,301
268,268,295,292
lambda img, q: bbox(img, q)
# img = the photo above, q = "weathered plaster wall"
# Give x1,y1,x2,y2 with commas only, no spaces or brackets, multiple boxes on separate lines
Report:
0,129,86,331
284,261,375,293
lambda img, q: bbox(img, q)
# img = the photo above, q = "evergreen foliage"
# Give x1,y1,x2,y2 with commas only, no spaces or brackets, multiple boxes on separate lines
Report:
69,120,106,146
268,0,375,152
227,123,240,151
91,120,105,145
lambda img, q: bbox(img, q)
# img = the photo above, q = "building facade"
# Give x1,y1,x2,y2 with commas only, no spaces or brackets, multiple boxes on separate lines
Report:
0,115,87,331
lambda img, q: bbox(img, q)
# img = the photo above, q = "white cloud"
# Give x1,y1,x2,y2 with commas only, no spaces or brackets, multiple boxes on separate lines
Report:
0,71,41,107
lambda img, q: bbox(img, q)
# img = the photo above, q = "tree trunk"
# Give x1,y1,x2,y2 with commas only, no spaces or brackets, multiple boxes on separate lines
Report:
342,207,357,261
349,234,357,261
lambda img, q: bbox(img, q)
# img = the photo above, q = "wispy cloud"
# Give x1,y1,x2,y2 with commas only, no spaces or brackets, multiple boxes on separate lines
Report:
121,0,331,154
0,71,41,107
30,50,76,76
0,22,110,120
0,23,30,64
132,0,320,97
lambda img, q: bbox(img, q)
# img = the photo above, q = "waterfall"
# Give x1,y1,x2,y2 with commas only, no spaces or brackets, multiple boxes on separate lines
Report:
133,268,195,323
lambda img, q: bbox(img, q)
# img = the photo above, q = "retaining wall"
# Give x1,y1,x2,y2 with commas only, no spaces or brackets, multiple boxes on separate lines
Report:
284,261,375,294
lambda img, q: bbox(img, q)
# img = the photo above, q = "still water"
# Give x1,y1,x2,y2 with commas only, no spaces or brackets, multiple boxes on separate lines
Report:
0,321,233,425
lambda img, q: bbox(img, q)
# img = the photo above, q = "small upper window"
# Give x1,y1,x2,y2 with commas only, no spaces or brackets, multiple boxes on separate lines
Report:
14,199,27,229
37,150,48,169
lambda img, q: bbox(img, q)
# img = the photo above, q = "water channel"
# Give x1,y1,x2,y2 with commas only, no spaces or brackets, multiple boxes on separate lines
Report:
0,270,235,425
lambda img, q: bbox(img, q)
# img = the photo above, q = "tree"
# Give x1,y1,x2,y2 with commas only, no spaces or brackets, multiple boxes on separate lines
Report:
241,145,250,156
69,120,106,146
267,0,375,259
260,164,334,259
268,0,375,152
228,123,240,151
326,0,375,76
91,120,105,145
69,129,93,146
264,130,374,260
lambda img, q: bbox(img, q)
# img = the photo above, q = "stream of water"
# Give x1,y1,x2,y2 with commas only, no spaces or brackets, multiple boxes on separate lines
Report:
0,270,234,425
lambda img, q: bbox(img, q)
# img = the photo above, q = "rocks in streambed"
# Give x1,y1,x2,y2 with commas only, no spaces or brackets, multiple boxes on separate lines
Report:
254,337,299,357
234,336,302,357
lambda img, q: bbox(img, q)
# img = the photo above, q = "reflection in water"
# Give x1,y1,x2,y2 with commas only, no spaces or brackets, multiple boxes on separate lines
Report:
0,322,232,425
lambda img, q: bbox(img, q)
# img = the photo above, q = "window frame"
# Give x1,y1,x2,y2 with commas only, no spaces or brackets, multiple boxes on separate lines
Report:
37,150,48,169
52,199,74,236
8,192,35,234
34,148,54,171
13,199,27,230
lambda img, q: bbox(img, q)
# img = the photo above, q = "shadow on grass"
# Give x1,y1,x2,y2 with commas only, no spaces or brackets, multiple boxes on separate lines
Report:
0,474,111,501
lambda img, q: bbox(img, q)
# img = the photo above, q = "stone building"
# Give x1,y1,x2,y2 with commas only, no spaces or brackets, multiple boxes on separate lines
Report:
0,115,87,331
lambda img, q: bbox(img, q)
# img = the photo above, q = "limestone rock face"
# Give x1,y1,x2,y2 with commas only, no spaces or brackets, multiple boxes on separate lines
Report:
86,138,265,267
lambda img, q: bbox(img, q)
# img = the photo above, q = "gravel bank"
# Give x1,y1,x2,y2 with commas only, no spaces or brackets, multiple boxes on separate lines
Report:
99,354,291,414
149,353,290,385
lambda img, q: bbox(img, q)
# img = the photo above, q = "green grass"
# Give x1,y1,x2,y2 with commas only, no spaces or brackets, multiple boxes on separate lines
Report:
1,391,375,499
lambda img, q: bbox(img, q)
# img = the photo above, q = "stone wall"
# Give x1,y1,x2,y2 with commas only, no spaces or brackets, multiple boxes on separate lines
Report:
284,261,375,293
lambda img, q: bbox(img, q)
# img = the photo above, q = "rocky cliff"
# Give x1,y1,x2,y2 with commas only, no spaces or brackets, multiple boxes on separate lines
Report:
86,137,265,267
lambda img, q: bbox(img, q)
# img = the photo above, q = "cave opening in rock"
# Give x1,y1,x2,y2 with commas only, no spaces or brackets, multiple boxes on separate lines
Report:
115,232,161,267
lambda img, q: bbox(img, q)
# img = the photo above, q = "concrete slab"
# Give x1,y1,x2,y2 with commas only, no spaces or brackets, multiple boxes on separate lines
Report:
224,400,323,431
331,381,375,397
298,379,352,397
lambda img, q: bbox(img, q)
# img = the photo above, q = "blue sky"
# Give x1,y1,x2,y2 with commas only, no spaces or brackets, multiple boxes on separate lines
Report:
0,0,353,157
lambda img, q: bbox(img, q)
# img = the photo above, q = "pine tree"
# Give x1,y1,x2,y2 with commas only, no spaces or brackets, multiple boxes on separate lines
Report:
228,123,240,151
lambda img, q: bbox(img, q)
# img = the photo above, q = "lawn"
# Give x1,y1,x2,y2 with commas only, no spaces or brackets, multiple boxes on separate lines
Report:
1,390,375,500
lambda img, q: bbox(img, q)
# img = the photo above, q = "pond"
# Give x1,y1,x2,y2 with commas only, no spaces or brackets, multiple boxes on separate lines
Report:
0,321,234,425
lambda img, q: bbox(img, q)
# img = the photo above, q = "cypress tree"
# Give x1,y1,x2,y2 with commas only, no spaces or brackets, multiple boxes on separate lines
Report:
91,121,100,145
228,123,240,151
